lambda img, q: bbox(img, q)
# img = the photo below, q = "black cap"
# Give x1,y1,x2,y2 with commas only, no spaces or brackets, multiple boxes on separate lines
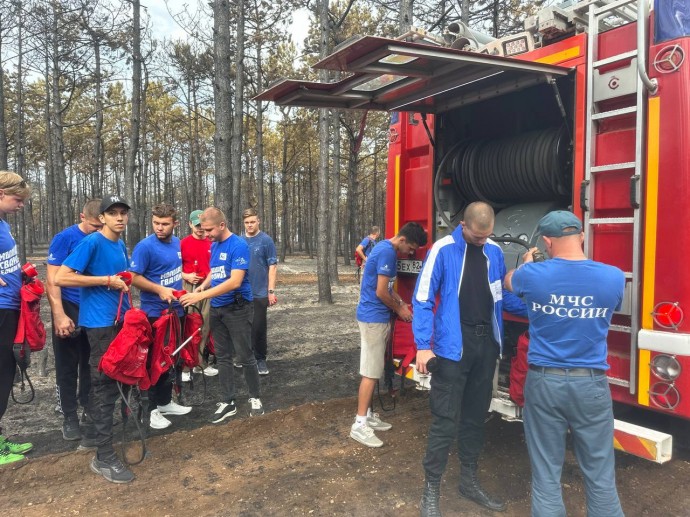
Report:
100,194,131,213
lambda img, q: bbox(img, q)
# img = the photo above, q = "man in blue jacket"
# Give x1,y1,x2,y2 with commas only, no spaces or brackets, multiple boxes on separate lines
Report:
414,201,526,516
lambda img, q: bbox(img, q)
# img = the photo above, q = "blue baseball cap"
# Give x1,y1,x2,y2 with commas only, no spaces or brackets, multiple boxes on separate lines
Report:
537,210,582,237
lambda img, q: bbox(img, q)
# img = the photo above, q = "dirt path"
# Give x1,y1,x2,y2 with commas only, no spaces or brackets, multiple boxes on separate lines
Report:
1,256,690,515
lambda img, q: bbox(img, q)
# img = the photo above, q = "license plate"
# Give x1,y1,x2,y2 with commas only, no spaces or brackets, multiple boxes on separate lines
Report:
397,259,423,274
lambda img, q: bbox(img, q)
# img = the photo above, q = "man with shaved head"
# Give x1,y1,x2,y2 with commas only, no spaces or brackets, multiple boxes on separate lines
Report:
180,207,263,423
413,201,526,516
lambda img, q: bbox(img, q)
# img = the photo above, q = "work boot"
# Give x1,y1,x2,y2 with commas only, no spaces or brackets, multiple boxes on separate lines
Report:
420,476,442,517
458,462,506,512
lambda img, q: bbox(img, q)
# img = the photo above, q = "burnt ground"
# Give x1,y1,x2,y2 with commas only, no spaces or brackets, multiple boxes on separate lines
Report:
1,255,690,516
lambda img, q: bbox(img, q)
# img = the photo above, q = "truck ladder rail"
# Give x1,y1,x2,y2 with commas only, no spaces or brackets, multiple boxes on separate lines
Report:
591,162,636,173
583,0,649,396
592,106,638,120
593,49,638,68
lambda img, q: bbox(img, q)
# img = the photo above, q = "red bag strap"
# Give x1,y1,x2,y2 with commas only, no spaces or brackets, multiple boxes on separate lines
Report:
114,290,134,326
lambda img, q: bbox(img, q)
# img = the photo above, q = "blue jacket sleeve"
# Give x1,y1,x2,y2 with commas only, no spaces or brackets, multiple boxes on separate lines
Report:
499,256,527,317
412,246,443,350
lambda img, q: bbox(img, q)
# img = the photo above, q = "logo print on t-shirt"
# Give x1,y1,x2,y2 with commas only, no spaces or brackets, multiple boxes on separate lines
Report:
220,252,227,261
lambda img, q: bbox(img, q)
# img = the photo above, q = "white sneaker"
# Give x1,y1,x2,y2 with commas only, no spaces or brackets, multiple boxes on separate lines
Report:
158,400,192,416
149,409,171,429
193,366,203,374
181,371,191,382
203,366,218,377
350,422,383,448
367,412,392,431
249,398,265,417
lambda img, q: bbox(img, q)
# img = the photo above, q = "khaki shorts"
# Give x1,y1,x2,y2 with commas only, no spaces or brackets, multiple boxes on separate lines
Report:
358,321,391,379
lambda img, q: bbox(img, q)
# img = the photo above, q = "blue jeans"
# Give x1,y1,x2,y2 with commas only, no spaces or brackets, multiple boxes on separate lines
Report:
524,369,624,517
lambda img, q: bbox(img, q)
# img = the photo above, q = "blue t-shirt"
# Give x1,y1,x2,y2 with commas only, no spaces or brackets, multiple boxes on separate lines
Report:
47,224,88,305
130,234,183,317
243,231,278,298
209,233,253,308
511,258,625,370
63,232,131,328
0,219,21,310
356,240,397,323
359,236,376,257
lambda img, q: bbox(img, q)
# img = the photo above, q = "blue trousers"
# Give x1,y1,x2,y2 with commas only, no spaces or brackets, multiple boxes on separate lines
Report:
524,369,624,517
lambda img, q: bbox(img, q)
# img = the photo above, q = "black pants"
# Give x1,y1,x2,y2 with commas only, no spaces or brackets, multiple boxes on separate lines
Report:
53,300,91,419
252,297,269,361
145,315,183,410
0,309,19,425
422,324,499,479
85,326,121,460
210,303,260,401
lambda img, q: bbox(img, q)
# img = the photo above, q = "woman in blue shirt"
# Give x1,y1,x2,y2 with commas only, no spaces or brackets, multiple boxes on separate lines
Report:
0,171,33,466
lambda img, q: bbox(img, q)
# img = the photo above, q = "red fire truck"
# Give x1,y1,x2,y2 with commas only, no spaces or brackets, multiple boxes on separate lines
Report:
258,0,690,462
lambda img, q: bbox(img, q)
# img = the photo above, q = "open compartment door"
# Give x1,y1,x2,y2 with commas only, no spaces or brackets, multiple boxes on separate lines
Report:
256,36,572,112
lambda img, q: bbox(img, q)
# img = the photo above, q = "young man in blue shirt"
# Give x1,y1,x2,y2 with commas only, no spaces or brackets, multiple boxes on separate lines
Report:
181,207,264,422
505,210,625,517
350,222,427,448
242,208,277,375
355,226,380,265
130,203,191,430
55,194,134,484
47,198,103,442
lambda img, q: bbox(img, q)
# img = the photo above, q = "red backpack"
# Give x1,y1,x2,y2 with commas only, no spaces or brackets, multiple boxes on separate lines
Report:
99,292,153,389
149,309,180,386
13,278,47,368
509,332,530,407
354,238,375,267
180,308,203,369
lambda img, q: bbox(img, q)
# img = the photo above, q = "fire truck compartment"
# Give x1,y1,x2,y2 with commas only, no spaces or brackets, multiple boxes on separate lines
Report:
431,72,577,259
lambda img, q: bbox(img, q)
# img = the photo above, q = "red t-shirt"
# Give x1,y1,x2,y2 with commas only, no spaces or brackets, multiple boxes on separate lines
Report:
180,234,211,278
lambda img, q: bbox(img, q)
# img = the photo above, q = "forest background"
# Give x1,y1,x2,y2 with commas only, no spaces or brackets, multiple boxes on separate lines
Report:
0,0,552,302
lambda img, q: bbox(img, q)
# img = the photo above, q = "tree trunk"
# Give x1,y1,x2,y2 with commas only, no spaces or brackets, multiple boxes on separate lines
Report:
125,0,142,246
213,0,232,218
230,0,245,229
92,33,103,197
269,163,276,240
255,44,266,221
328,109,340,284
316,0,332,303
44,52,55,239
399,0,414,35
461,0,470,25
0,21,7,170
50,3,70,231
15,9,27,260
279,125,289,262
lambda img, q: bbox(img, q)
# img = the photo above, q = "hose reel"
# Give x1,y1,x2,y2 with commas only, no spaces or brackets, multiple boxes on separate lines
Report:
434,126,572,229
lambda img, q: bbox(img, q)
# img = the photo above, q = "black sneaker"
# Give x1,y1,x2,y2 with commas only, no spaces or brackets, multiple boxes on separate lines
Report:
90,455,134,484
210,401,237,423
62,416,82,441
257,360,269,375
